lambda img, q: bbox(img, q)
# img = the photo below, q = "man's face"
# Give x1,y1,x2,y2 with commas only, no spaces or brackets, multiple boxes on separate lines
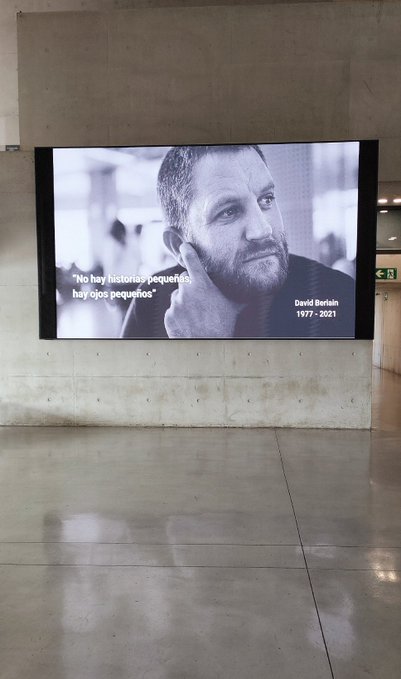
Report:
185,148,289,301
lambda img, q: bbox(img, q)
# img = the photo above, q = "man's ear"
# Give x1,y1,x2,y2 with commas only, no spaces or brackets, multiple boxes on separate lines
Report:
163,228,186,268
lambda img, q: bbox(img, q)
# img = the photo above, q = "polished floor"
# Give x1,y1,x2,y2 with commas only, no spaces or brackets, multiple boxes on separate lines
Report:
1,369,401,679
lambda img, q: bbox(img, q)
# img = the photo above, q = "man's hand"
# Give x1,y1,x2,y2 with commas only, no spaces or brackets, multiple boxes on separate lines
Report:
164,243,244,338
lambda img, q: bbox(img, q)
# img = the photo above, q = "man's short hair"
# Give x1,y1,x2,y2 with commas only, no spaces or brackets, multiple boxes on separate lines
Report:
157,144,267,236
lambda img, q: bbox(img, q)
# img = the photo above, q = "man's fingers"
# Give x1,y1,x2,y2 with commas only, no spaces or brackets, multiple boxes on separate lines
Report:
179,243,210,285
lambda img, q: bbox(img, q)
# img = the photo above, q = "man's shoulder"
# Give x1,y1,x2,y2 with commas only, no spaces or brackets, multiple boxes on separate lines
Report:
288,255,353,283
267,254,355,338
121,264,183,338
287,254,354,288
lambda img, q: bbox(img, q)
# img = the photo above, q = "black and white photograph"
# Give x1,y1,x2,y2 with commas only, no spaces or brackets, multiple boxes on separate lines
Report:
53,142,359,339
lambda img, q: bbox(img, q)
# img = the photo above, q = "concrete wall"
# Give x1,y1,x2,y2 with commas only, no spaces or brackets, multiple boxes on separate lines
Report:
0,152,370,427
6,0,401,427
374,254,401,375
0,149,372,427
0,1,339,148
373,284,401,375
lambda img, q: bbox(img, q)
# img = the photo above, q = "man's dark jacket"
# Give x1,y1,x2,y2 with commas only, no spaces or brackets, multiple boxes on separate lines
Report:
121,255,355,339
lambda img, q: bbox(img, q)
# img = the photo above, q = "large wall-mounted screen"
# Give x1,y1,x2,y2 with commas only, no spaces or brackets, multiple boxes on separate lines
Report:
35,141,378,339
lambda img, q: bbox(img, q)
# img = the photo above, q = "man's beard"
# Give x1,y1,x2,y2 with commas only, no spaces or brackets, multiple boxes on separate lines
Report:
194,235,290,303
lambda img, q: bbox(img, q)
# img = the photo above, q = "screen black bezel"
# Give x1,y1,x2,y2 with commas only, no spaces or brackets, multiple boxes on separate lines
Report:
35,140,378,340
35,147,57,339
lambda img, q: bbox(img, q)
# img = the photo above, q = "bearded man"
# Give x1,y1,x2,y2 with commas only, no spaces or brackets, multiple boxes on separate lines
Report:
121,144,355,338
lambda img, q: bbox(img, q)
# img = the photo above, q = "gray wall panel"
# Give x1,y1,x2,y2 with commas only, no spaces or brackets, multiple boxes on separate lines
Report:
6,1,397,425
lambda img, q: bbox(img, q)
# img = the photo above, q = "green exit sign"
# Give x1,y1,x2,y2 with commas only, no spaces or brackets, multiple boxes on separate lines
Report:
376,267,398,280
